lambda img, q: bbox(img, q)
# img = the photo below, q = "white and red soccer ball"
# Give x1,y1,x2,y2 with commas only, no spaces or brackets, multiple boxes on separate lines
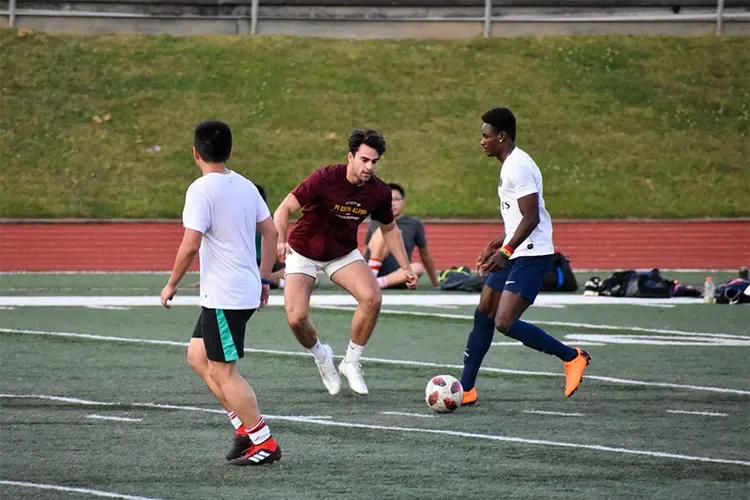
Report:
425,375,463,413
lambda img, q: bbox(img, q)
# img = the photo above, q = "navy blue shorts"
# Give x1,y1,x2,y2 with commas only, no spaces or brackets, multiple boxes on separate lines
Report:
485,255,553,304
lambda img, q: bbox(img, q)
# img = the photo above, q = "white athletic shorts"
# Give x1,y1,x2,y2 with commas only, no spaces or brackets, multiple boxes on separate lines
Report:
285,247,364,278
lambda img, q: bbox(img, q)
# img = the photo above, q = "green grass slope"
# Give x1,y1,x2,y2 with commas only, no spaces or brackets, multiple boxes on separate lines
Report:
0,29,748,218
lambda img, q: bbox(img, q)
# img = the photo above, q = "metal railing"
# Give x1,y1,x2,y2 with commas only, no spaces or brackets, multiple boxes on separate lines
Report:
3,0,747,36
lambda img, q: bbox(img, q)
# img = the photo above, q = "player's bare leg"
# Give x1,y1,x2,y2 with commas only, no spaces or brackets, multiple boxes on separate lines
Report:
330,260,382,394
367,228,389,262
495,291,590,397
379,262,425,289
188,339,253,460
284,273,341,395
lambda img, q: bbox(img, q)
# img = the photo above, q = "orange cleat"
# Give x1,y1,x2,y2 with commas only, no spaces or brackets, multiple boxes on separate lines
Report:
461,387,478,406
563,348,591,397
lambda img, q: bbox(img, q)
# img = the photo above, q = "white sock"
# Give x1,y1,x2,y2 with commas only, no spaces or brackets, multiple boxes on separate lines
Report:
247,416,272,445
227,411,243,431
377,276,388,288
279,278,285,289
309,340,329,361
344,340,365,364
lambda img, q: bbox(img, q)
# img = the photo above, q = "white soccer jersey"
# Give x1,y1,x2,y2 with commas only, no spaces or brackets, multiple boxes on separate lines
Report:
497,147,554,259
182,170,271,309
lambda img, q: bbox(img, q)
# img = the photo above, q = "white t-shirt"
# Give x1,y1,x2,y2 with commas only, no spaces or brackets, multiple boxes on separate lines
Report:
182,170,271,309
497,147,554,259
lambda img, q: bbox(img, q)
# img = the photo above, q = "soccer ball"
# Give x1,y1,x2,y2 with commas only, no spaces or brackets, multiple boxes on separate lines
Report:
425,375,463,413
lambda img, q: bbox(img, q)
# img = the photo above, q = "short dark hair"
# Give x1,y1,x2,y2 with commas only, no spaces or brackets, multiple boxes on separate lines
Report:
481,108,516,141
348,129,386,157
256,184,267,202
387,183,405,199
194,120,232,163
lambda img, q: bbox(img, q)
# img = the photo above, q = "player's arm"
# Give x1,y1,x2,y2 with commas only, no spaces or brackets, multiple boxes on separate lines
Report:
418,246,440,287
161,229,202,308
483,193,540,273
380,221,418,289
273,193,302,263
257,216,278,309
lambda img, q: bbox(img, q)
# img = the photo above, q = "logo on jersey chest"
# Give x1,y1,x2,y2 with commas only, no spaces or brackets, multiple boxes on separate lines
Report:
332,201,369,220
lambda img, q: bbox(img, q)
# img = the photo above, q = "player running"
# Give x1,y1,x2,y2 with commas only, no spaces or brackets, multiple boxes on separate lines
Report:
273,129,418,396
459,108,591,406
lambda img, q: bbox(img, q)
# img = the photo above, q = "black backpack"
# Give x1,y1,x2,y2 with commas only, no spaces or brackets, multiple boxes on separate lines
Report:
438,266,487,293
541,252,579,292
599,269,672,298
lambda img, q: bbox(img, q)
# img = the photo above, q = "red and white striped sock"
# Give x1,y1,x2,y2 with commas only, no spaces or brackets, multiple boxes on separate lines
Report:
368,259,382,275
227,411,243,431
245,416,272,445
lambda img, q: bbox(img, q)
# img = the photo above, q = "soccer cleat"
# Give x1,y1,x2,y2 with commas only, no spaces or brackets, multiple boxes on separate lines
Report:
461,387,478,406
314,343,341,395
228,437,281,466
225,432,251,461
338,359,369,395
563,348,591,397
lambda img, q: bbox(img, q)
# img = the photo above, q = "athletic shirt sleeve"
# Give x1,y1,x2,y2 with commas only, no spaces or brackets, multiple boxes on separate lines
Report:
415,219,428,249
182,181,212,234
509,159,539,199
291,168,327,207
370,185,394,225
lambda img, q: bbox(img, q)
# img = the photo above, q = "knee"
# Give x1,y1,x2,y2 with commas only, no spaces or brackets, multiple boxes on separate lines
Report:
286,309,309,331
412,263,425,276
359,289,382,311
207,362,232,385
495,315,514,335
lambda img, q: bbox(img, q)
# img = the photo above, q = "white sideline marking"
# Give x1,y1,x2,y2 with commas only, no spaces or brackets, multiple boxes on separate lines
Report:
0,294,707,308
0,480,161,500
86,305,132,311
381,411,436,418
524,410,585,417
1,393,747,467
87,414,143,422
1,327,749,396
666,410,728,417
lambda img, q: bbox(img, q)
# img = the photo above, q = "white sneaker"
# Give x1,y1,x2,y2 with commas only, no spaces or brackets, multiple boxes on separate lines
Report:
314,344,341,395
338,360,369,395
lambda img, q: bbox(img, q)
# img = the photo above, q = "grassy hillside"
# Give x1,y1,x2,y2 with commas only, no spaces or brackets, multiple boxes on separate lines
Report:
0,29,748,219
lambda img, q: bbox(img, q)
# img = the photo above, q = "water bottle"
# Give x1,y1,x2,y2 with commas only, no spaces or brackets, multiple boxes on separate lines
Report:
703,276,715,304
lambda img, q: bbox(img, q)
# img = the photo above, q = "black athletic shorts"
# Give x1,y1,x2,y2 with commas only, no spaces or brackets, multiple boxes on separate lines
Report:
192,307,256,362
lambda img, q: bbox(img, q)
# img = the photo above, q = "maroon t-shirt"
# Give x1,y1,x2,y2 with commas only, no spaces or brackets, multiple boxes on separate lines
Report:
288,164,394,261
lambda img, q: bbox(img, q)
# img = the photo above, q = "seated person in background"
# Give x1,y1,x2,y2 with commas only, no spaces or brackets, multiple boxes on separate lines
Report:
365,183,439,289
256,185,286,289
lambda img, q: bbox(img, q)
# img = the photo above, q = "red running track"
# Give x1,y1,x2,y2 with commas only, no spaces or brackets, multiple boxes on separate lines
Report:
0,220,747,272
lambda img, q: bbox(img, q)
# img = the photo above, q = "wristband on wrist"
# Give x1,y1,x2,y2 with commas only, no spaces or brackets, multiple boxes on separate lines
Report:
499,245,514,259
261,279,271,285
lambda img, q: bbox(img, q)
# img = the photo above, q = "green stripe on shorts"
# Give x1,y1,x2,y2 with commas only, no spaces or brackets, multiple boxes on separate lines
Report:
215,309,239,362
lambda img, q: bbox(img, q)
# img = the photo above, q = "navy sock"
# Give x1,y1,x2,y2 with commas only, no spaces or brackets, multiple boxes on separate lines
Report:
505,320,578,362
460,309,496,391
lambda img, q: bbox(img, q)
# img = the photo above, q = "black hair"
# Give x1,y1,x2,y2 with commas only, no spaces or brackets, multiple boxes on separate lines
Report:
481,108,516,141
194,120,232,163
348,129,386,157
387,183,405,199
256,184,267,202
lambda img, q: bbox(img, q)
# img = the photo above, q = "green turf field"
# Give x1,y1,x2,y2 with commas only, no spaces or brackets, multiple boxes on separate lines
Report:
1,29,749,219
0,273,748,500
